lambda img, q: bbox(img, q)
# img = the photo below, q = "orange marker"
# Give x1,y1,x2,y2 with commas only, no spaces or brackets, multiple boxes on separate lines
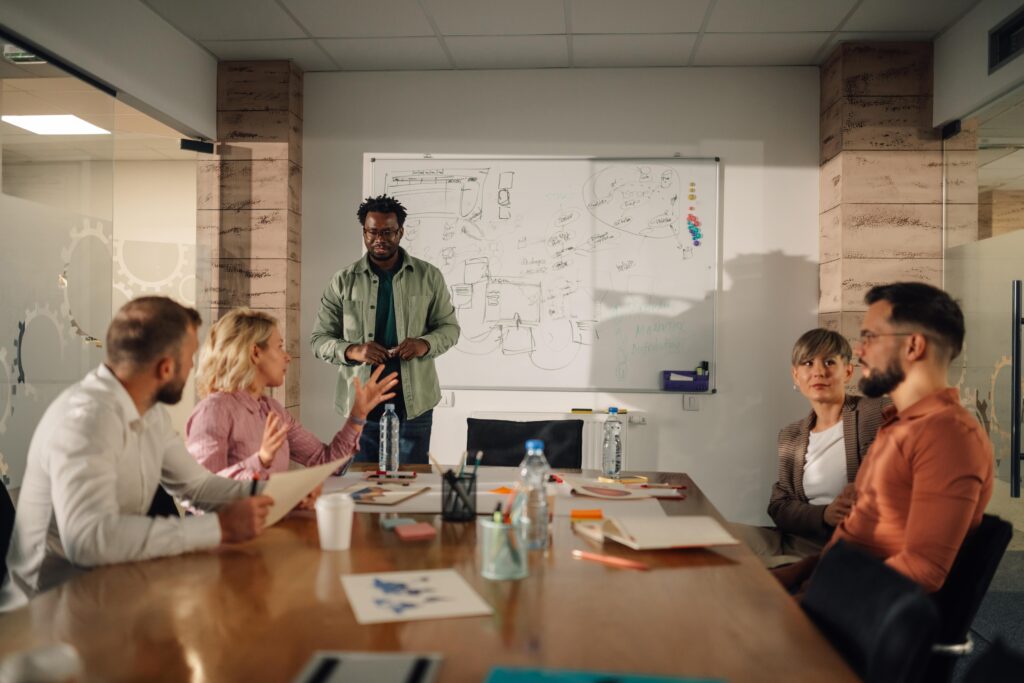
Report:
572,549,649,571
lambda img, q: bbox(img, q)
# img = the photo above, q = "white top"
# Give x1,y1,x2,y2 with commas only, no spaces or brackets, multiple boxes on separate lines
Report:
802,420,847,506
1,364,248,610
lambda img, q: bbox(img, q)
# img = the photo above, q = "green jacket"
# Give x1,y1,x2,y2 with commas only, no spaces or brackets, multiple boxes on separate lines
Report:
311,249,461,419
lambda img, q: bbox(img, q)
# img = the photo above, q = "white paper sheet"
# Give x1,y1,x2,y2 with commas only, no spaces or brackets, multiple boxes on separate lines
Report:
262,460,342,526
341,569,493,624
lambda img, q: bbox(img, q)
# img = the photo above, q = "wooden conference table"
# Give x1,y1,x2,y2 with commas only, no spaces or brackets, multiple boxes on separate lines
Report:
0,470,858,683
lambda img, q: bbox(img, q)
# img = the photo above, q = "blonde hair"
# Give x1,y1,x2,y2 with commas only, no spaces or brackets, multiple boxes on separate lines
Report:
197,308,278,397
791,328,852,367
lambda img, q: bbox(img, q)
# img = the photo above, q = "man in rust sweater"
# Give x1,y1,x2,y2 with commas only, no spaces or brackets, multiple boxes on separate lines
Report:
777,282,993,593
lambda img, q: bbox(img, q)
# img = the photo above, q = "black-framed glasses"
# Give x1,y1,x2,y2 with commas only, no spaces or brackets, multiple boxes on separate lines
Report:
363,228,400,240
858,331,913,345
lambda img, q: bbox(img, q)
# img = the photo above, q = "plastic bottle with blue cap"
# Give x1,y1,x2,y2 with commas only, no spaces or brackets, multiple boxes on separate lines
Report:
518,439,551,550
602,407,623,477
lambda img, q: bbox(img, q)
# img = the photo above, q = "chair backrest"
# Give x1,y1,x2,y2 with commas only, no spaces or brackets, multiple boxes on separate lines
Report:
802,540,938,683
1,479,15,584
924,513,1012,683
466,418,584,468
146,486,181,518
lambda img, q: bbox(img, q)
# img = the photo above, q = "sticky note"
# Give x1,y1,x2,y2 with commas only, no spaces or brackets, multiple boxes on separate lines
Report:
489,486,516,495
381,517,417,530
570,509,604,520
394,522,437,541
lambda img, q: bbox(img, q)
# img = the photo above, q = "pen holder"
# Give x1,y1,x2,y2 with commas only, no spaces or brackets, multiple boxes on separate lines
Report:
442,472,477,522
479,518,528,581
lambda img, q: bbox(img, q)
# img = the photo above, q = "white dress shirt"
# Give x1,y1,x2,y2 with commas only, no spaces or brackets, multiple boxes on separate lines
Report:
1,364,248,609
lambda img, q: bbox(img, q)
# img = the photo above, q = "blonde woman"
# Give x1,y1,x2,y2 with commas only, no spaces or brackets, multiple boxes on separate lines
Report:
186,308,397,486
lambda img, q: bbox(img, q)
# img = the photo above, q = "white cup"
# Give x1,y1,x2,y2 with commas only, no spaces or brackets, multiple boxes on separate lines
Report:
315,493,355,551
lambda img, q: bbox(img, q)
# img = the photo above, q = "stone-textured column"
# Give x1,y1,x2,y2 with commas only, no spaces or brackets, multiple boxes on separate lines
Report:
818,43,946,341
197,61,303,417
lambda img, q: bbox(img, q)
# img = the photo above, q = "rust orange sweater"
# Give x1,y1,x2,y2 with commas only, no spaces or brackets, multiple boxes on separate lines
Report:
828,388,993,592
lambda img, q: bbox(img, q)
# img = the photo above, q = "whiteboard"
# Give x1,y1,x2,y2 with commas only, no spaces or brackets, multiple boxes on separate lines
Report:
367,155,719,392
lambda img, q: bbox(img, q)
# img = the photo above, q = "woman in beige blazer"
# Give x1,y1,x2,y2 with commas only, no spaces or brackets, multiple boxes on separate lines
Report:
733,328,887,567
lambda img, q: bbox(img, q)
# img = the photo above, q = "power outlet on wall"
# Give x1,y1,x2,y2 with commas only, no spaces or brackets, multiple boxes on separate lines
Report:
437,391,455,408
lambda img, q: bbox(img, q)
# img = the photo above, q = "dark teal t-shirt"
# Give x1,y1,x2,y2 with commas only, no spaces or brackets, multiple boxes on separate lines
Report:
369,254,405,420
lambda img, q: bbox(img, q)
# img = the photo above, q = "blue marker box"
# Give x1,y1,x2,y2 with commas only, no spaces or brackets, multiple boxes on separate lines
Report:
660,370,709,392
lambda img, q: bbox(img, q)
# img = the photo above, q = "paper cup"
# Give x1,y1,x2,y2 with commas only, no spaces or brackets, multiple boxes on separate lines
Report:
315,493,355,551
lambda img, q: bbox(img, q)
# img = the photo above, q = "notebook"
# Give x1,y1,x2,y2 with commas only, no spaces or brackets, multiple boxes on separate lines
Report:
573,515,738,550
292,652,441,683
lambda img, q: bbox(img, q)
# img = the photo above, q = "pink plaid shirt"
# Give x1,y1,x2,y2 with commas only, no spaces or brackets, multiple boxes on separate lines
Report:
186,391,359,480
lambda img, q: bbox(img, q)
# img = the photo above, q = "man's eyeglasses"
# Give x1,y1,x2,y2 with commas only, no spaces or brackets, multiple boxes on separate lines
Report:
363,228,400,240
858,331,913,345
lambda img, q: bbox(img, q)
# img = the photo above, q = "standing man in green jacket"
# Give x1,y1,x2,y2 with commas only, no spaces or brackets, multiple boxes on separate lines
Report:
311,194,460,464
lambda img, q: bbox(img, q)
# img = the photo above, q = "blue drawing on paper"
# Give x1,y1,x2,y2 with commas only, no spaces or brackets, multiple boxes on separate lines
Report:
371,576,448,615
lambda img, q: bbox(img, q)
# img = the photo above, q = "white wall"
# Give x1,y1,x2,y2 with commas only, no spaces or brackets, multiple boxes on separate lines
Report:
935,0,1024,125
0,0,216,139
301,68,820,524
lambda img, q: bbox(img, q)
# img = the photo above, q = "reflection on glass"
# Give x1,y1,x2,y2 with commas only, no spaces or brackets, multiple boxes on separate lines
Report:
943,88,1024,489
0,38,199,488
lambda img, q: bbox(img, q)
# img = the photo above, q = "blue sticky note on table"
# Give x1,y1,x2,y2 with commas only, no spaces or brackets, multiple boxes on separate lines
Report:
381,517,418,530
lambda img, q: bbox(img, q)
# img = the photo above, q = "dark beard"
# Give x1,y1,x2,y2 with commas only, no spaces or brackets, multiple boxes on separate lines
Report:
155,379,186,405
859,357,905,398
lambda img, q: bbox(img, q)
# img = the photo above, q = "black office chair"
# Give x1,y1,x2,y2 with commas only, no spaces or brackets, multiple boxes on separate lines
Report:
924,514,1012,683
802,540,938,683
466,418,584,468
1,479,15,585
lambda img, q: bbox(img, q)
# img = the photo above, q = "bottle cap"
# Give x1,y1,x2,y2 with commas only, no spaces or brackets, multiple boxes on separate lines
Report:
385,403,395,409
608,407,618,414
525,439,544,451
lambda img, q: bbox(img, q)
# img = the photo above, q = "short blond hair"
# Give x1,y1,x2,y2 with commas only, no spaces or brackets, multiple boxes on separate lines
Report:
197,308,278,397
791,328,852,367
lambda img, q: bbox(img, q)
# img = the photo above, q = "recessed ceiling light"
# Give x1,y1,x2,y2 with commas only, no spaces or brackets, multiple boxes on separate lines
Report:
1,115,110,135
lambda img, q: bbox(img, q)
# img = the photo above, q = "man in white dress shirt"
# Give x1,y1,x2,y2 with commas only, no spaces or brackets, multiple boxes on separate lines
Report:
1,297,273,609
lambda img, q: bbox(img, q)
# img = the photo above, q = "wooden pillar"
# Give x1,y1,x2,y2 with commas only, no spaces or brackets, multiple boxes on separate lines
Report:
818,43,946,341
197,61,303,417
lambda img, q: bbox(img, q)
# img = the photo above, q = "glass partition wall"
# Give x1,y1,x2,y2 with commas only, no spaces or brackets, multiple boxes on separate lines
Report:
943,87,1024,501
0,37,198,489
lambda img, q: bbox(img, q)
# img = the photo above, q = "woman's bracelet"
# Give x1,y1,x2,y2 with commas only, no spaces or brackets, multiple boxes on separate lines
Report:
349,415,368,426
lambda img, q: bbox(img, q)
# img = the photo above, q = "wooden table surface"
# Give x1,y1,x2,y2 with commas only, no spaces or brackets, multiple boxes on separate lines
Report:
0,471,858,682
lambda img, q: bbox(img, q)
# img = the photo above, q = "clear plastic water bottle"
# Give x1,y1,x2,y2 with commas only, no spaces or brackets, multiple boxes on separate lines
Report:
519,439,551,550
379,404,400,472
602,407,623,477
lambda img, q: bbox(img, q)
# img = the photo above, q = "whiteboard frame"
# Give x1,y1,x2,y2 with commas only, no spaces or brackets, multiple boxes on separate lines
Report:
363,153,721,394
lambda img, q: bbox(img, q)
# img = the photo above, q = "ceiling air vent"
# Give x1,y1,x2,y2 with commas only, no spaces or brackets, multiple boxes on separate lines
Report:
990,5,1024,74
2,44,46,65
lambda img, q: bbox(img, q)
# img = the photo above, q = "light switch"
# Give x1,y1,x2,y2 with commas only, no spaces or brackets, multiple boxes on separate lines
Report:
683,395,700,411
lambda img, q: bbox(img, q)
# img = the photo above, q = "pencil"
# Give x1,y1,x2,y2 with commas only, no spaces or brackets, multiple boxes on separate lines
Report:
571,549,650,571
427,453,445,476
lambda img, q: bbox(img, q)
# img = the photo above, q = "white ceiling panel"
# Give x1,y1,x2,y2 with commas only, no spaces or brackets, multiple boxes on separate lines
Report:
319,37,451,70
707,0,857,33
694,32,830,66
145,0,306,40
978,148,1024,171
423,0,565,36
569,0,710,34
202,40,337,71
573,34,697,67
447,36,568,69
281,0,434,37
844,0,978,33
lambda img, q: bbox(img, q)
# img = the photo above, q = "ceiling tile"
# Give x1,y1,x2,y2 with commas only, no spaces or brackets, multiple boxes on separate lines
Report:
707,0,857,33
281,0,434,37
423,0,565,35
145,0,306,40
203,40,337,71
319,37,450,70
573,34,697,67
447,36,568,69
569,0,710,34
844,0,977,33
693,32,830,66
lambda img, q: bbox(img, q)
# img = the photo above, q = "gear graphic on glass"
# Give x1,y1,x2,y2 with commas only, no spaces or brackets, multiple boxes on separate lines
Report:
16,303,68,399
0,347,11,435
60,217,112,348
113,238,190,296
